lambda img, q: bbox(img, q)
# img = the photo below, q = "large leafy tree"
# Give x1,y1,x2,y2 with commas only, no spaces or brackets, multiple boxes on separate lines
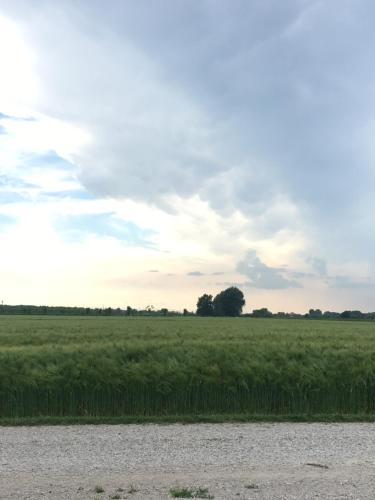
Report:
213,287,245,317
196,294,214,316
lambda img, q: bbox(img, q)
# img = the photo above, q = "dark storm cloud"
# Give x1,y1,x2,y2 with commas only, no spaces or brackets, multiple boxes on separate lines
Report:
2,0,375,265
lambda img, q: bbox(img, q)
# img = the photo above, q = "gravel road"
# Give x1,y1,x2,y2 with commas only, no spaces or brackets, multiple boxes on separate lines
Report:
1,423,375,499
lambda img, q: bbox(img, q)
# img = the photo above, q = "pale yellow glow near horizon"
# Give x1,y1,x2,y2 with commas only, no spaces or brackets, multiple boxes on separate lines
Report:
0,185,309,311
0,191,369,313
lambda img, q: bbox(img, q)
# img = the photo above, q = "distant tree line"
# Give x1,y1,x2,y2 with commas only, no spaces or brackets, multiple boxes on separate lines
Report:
1,291,374,320
0,304,194,317
245,307,375,320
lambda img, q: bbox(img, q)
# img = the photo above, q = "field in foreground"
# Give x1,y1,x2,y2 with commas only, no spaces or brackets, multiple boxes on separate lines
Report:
1,423,374,499
1,315,375,419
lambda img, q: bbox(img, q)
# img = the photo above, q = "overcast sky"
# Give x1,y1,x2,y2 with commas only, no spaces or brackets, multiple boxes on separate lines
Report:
0,0,374,312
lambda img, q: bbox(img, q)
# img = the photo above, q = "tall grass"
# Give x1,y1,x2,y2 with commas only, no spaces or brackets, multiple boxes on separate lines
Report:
1,316,375,418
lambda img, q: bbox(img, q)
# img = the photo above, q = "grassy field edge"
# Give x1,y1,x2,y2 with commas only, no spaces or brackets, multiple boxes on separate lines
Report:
2,413,375,426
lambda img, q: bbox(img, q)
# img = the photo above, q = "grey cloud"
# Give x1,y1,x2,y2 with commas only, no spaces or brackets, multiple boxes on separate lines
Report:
3,1,375,263
148,270,159,273
237,250,302,289
289,270,315,279
187,271,205,277
307,257,327,277
330,275,375,289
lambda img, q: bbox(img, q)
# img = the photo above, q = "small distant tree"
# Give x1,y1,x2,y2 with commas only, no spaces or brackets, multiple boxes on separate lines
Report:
160,308,168,316
146,305,154,315
183,308,188,316
252,307,272,318
275,311,286,318
350,310,363,319
309,308,322,318
213,287,245,317
196,294,214,316
323,310,340,319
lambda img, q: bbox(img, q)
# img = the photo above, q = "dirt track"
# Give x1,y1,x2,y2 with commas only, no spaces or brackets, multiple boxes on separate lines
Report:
1,423,374,499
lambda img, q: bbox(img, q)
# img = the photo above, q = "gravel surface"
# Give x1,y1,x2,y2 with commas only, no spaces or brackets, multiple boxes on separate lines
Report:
1,423,375,499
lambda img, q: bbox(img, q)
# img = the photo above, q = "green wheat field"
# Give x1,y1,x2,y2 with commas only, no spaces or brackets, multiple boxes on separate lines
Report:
1,315,375,423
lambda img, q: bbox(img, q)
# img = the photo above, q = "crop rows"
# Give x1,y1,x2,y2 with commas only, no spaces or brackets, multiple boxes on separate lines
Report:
1,316,375,418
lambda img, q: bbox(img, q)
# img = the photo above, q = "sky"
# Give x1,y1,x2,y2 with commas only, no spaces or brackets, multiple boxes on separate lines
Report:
0,0,374,313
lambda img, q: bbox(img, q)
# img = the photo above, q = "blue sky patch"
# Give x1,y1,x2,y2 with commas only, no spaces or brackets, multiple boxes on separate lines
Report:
40,189,95,201
0,112,13,120
0,175,36,189
0,214,16,230
0,191,28,204
0,111,35,122
26,151,76,171
56,212,156,247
